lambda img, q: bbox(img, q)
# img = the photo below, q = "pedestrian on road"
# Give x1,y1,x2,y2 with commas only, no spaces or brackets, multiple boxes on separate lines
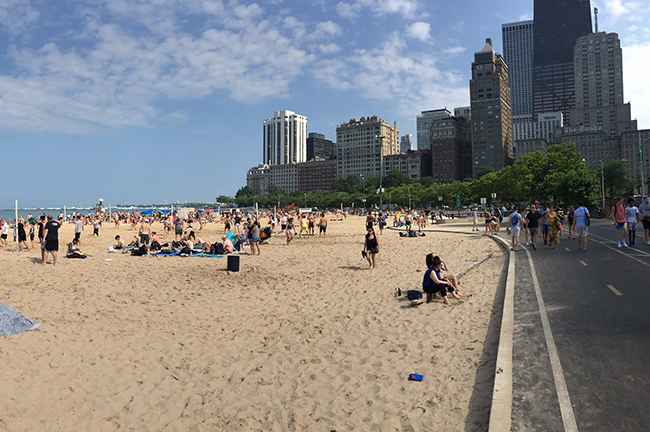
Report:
573,202,590,253
612,196,628,248
547,204,561,249
507,206,521,251
567,206,575,239
526,205,542,250
626,198,640,246
639,196,650,245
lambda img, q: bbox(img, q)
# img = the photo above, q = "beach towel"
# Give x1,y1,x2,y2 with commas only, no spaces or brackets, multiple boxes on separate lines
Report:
0,303,41,337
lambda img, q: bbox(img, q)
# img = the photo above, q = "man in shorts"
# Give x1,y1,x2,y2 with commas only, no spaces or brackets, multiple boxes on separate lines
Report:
174,215,184,240
42,215,61,265
625,198,640,246
611,196,628,248
526,205,542,250
639,196,650,246
573,202,590,253
318,212,328,238
74,215,84,243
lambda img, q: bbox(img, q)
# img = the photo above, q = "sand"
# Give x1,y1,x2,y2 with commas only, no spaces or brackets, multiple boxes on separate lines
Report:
0,216,505,431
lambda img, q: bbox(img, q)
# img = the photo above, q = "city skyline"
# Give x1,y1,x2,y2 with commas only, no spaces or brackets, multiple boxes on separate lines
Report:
1,0,649,206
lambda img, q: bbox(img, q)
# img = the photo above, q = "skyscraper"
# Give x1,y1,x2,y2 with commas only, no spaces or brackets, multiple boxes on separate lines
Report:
306,132,336,161
570,31,635,138
336,116,399,180
532,0,592,124
430,115,472,183
502,20,534,124
400,134,414,153
263,110,308,165
469,38,513,175
416,109,452,150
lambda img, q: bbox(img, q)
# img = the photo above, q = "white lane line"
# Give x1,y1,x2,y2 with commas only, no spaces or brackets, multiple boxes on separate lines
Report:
488,236,516,432
586,237,650,269
580,260,588,267
525,248,579,432
589,233,650,257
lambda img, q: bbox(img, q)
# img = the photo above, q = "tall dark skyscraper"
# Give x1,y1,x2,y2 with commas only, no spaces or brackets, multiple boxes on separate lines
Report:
532,0,592,124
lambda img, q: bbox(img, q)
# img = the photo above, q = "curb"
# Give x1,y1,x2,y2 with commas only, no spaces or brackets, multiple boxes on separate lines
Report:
387,225,516,430
487,235,515,432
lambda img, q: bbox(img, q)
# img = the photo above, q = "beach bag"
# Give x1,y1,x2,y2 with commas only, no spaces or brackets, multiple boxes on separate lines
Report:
213,243,225,255
406,290,423,301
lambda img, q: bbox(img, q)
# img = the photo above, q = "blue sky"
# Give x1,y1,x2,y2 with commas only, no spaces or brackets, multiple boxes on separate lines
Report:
1,0,649,208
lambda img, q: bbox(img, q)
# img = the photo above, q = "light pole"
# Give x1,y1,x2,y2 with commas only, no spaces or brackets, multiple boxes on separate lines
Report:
376,134,386,210
638,132,650,196
599,160,605,212
408,185,412,210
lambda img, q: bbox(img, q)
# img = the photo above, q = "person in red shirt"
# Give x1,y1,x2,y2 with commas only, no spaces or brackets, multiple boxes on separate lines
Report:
612,196,628,248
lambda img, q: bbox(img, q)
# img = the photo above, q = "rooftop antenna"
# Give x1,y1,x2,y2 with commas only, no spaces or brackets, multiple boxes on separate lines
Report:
594,6,599,33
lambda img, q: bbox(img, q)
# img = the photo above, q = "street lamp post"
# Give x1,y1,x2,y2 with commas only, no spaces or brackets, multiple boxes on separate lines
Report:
638,133,650,196
408,186,412,210
600,160,605,213
376,134,386,210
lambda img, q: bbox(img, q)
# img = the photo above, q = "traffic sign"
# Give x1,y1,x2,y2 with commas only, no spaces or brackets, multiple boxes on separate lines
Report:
480,197,487,205
455,193,461,208
438,196,443,201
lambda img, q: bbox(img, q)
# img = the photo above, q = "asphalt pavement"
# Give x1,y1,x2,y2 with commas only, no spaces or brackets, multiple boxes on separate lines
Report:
507,218,650,431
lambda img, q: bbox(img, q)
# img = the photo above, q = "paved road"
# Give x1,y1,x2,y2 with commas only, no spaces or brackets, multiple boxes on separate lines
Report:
507,218,650,431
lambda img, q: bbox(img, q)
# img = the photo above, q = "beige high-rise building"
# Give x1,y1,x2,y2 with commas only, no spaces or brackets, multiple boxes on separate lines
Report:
336,116,399,180
570,32,635,138
469,38,513,176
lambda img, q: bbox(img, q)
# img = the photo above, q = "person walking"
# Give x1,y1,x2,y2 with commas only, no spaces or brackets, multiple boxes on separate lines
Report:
612,196,628,248
506,206,521,252
318,212,328,238
639,196,650,246
526,205,542,250
364,227,379,269
472,209,479,231
547,204,562,249
17,216,29,251
42,215,62,265
625,198,640,246
74,215,84,244
567,206,575,239
573,202,590,253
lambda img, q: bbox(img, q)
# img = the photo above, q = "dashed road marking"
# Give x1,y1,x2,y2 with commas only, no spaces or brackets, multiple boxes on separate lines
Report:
607,285,623,296
565,247,570,252
580,260,588,267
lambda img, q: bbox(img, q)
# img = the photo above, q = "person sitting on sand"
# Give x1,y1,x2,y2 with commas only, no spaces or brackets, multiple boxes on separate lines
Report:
222,235,234,253
422,253,461,305
66,238,87,259
114,235,125,249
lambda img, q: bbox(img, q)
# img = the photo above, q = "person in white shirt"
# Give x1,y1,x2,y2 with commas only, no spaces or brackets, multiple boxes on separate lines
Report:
74,215,84,244
0,218,8,247
625,198,640,246
639,196,650,246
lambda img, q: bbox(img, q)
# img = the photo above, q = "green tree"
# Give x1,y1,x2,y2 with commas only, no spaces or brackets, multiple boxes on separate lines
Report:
602,160,634,198
476,166,495,179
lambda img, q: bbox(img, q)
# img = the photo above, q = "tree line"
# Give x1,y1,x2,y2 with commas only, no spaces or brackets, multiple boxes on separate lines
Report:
224,143,639,210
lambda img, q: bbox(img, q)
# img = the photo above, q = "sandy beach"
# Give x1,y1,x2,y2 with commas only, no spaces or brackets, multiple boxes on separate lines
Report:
1,216,505,431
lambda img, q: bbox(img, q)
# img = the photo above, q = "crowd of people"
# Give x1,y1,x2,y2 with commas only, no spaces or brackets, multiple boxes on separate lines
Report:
480,196,650,252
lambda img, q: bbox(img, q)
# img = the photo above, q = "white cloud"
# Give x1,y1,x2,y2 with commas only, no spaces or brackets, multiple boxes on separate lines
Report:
0,0,39,34
443,46,467,55
0,1,315,134
336,0,421,20
335,2,358,19
166,110,190,124
624,41,650,129
405,22,430,42
318,43,342,54
600,0,640,19
315,20,343,38
312,32,468,117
